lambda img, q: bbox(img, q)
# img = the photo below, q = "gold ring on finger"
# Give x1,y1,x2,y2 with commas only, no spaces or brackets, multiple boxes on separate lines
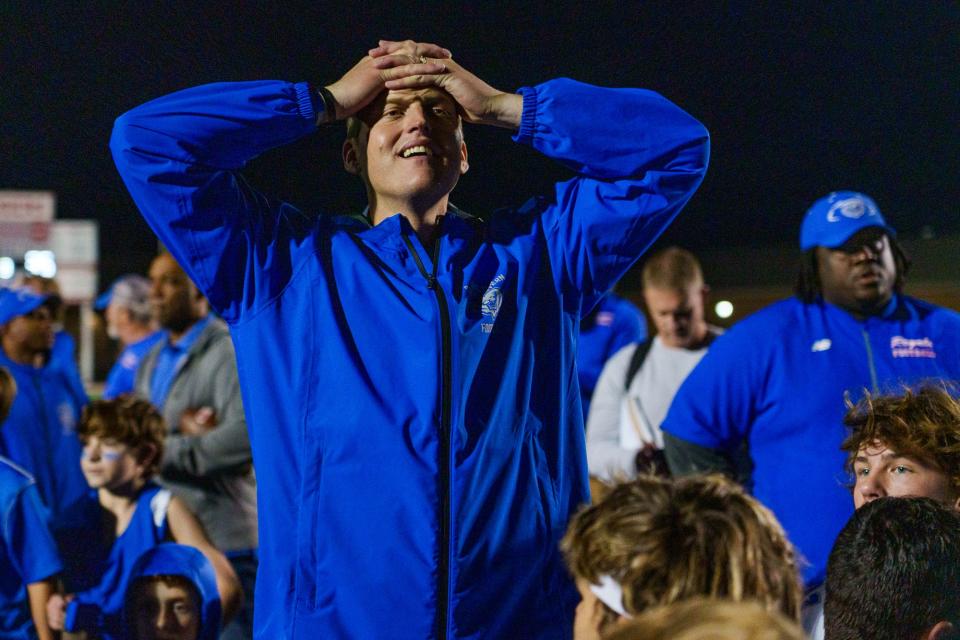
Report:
418,55,428,64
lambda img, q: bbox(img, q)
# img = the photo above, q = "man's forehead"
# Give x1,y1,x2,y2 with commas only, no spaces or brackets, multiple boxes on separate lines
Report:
383,87,457,106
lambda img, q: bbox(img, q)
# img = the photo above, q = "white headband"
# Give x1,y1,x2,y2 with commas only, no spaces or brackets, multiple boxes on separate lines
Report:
589,574,633,619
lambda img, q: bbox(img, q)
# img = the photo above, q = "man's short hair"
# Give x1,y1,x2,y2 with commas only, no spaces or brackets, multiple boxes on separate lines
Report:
602,598,804,640
841,384,960,493
640,247,703,291
78,396,166,478
562,475,802,627
824,496,960,640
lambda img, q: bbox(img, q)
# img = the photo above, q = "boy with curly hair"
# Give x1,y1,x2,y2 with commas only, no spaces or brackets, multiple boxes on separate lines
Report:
46,397,241,639
561,474,802,640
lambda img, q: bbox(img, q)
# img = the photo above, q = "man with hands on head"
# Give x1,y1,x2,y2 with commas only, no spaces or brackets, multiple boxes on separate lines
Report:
111,39,709,639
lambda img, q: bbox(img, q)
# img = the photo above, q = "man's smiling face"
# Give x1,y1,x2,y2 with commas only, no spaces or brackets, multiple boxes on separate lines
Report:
346,87,469,208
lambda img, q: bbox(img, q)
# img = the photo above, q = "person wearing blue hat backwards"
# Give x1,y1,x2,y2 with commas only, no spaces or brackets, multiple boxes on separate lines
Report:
0,365,63,640
0,287,87,526
110,38,709,639
95,275,163,399
124,543,222,640
661,191,960,589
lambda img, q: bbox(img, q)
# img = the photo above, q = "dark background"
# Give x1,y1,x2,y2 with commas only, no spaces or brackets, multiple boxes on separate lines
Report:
2,1,958,286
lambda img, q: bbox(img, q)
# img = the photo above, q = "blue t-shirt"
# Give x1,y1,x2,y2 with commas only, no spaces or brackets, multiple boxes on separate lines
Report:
55,483,171,640
577,293,647,418
663,295,960,586
0,457,63,640
102,331,164,400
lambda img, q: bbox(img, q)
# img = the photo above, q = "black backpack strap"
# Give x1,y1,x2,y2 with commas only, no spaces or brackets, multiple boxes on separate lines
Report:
624,339,654,390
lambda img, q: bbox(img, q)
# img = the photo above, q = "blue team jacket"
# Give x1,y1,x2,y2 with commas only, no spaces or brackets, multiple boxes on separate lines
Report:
0,353,87,526
663,296,960,586
111,78,709,639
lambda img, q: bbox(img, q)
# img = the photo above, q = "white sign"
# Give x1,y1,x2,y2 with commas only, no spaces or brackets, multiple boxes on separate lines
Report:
50,220,99,266
0,191,55,223
56,266,98,302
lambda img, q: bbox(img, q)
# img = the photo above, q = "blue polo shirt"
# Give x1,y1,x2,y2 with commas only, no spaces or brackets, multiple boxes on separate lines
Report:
103,331,164,400
0,457,63,638
149,316,212,408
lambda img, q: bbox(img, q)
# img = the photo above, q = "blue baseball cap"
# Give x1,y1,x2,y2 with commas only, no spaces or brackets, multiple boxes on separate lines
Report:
0,287,49,325
799,191,896,251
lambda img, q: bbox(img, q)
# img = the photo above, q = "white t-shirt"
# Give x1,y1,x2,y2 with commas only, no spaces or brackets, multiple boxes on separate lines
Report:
585,329,720,481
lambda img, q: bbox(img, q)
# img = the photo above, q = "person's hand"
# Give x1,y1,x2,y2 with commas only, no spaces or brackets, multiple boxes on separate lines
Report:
179,406,217,436
324,40,452,120
45,594,69,631
372,42,522,129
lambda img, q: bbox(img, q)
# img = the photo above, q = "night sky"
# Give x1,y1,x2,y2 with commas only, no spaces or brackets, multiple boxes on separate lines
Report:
2,2,958,285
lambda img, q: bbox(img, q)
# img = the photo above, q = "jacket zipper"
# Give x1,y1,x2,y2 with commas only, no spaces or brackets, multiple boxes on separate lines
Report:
861,328,880,392
402,232,452,640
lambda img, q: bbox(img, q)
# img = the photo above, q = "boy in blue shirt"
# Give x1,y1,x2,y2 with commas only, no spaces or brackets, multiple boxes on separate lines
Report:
46,397,241,639
0,365,62,640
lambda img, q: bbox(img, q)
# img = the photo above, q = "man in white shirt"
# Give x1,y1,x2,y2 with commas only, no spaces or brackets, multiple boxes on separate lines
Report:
586,247,720,481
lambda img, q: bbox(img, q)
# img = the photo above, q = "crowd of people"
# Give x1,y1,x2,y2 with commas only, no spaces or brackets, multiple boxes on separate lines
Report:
1,38,958,640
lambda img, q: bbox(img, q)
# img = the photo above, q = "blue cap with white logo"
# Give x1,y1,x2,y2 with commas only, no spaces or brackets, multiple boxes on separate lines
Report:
799,191,896,251
0,287,49,325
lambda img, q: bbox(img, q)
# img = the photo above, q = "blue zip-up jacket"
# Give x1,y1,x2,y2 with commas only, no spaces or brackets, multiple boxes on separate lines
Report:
662,295,960,586
0,353,86,526
110,78,709,639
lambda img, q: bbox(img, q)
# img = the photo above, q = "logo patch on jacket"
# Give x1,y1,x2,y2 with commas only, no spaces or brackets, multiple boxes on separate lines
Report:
891,336,936,359
481,274,505,333
811,338,832,352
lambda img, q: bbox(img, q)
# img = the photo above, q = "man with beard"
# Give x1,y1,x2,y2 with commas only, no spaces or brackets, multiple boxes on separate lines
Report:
662,191,960,589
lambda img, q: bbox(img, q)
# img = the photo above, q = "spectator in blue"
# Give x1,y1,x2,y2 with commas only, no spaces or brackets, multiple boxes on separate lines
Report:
578,293,646,420
0,287,87,524
110,38,709,638
95,275,163,399
136,253,256,640
19,275,87,406
662,191,960,589
124,543,222,640
0,365,62,640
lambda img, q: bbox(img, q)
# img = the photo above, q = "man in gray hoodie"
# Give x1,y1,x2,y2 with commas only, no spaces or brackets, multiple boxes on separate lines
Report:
136,253,257,640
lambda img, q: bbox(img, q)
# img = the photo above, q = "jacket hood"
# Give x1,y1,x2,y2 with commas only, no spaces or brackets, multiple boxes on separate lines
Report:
125,543,221,640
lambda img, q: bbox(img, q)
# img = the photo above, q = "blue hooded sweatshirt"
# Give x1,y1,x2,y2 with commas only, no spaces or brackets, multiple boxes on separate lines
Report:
110,77,709,639
124,543,221,640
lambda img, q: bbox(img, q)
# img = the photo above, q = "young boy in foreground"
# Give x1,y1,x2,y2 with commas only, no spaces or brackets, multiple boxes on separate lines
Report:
46,397,241,639
562,474,802,640
124,543,222,640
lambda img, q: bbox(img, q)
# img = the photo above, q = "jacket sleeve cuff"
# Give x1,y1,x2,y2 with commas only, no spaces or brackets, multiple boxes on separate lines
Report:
511,86,539,147
295,82,319,123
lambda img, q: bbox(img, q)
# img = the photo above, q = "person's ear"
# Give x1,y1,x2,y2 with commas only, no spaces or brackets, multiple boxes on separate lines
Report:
459,140,469,175
136,443,158,474
923,620,954,640
343,138,362,175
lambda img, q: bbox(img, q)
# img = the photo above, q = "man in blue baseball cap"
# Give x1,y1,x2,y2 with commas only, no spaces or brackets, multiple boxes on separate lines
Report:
95,275,163,399
661,191,960,591
0,287,87,525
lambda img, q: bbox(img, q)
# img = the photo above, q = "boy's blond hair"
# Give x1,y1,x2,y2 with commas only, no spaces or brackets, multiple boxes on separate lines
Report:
602,598,804,640
842,383,960,491
78,396,166,478
562,475,801,630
